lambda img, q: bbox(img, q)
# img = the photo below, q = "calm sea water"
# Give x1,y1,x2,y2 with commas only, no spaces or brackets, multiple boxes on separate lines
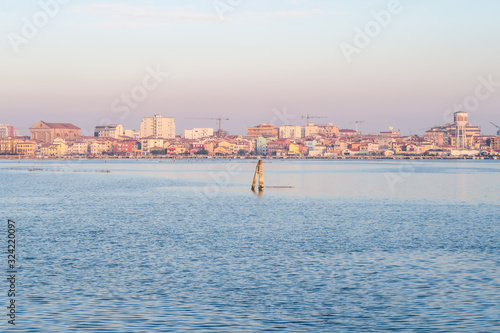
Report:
1,159,499,332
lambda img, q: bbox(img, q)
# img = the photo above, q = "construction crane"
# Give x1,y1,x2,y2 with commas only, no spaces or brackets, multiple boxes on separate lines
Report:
301,114,326,126
408,127,428,136
186,116,230,137
490,122,500,135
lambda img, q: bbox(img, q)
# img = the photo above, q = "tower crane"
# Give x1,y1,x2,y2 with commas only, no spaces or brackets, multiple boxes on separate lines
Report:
490,122,500,135
301,114,326,126
186,116,230,137
408,127,428,136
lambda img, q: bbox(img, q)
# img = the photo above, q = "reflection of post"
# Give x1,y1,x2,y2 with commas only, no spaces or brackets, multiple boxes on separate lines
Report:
258,160,264,191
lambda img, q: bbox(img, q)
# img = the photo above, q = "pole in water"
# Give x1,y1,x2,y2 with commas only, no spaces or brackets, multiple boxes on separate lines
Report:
258,160,264,191
251,159,264,192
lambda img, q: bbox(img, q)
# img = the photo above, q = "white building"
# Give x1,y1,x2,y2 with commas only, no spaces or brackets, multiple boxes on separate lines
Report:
140,115,175,139
279,126,302,139
94,124,124,139
184,128,214,140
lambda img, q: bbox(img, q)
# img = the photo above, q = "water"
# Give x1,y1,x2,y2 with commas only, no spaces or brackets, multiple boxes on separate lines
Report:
1,159,499,332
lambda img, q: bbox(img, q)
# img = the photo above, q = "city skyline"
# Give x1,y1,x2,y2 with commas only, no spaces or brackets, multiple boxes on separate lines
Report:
1,1,500,135
2,110,500,137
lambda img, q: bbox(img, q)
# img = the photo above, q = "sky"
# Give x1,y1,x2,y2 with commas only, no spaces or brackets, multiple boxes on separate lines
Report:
1,0,500,136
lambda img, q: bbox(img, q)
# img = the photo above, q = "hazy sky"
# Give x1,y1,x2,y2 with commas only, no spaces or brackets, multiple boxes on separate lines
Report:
1,0,500,136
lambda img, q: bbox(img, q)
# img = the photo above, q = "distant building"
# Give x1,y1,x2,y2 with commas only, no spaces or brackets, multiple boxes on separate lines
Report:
443,115,481,143
279,125,302,139
113,140,137,156
247,124,278,139
454,111,468,149
316,123,340,137
338,129,357,137
0,137,23,154
94,124,124,139
255,137,269,155
140,115,175,139
141,137,165,154
436,111,480,149
16,140,36,156
67,141,89,155
124,129,141,139
425,126,449,146
30,121,81,143
0,123,14,138
267,138,290,155
380,127,401,138
185,128,214,140
303,124,320,138
491,136,500,151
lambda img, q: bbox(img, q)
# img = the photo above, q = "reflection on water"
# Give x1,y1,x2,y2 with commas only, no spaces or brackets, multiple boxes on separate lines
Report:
1,159,499,332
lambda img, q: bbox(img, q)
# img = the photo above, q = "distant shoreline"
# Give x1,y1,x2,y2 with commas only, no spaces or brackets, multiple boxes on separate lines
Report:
0,155,498,161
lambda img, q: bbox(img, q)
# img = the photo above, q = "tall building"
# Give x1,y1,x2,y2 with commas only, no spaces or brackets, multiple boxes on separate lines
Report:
94,124,124,139
30,121,81,143
184,128,214,140
140,115,175,139
246,124,278,139
279,125,302,139
454,111,468,149
0,123,14,138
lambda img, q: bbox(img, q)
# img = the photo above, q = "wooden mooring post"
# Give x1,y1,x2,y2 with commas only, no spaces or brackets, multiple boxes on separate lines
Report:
251,160,264,191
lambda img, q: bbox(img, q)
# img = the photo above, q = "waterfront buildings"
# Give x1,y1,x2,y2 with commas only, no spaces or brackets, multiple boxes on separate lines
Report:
66,141,90,155
140,115,175,139
3,109,499,158
30,121,81,143
15,140,36,156
0,137,23,154
94,124,124,139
